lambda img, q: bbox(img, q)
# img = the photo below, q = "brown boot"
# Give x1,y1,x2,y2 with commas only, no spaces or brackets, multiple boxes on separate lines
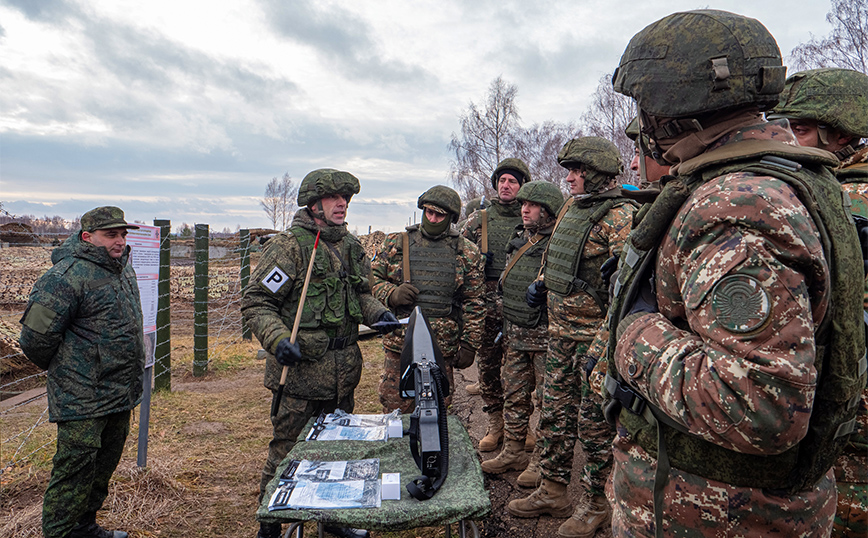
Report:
525,428,537,452
556,494,611,538
507,479,572,518
481,440,529,474
465,382,481,395
517,449,541,488
478,411,504,452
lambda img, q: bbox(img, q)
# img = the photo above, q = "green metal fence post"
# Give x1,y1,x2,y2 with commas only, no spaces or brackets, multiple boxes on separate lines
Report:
154,219,171,392
193,224,209,377
239,229,252,340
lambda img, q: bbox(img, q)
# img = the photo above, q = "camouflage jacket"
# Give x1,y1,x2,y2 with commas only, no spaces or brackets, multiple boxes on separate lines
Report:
461,198,523,301
836,143,868,483
371,225,485,356
610,122,843,535
241,209,388,400
19,233,145,422
501,224,551,351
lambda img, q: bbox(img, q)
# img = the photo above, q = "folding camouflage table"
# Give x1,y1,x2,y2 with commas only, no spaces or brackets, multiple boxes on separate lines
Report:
256,414,491,538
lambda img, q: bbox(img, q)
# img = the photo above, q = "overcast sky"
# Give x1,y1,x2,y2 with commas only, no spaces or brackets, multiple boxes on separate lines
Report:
1,0,833,234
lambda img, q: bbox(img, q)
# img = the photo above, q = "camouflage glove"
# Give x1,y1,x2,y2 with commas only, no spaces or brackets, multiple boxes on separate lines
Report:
375,311,402,335
275,337,302,366
456,343,477,369
388,283,419,308
526,280,547,308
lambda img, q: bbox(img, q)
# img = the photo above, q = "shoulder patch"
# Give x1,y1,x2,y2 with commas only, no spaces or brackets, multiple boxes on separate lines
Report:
260,266,290,294
711,274,771,333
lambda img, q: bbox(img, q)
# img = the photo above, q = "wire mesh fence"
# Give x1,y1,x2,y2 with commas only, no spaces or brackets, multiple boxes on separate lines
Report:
0,228,258,478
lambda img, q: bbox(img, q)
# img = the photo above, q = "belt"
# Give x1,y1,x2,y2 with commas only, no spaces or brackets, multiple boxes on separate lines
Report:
327,334,358,350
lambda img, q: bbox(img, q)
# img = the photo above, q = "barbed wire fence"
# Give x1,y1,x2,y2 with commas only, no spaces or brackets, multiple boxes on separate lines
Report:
0,224,258,478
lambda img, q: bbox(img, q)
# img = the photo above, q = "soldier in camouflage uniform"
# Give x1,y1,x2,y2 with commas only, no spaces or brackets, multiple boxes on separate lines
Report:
508,138,636,538
460,158,528,451
625,116,670,188
372,185,485,413
242,169,400,538
480,181,564,484
604,10,866,537
767,67,868,538
19,206,145,538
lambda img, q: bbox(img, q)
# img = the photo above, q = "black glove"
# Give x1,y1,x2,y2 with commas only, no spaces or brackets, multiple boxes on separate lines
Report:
388,283,419,308
526,280,547,308
375,311,402,335
601,256,618,289
627,273,658,316
482,251,493,267
275,337,302,366
456,344,477,369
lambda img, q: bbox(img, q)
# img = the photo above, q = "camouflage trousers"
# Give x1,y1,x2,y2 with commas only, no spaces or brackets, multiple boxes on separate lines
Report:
43,410,131,538
379,349,454,414
477,309,504,414
538,337,613,495
834,480,868,537
257,392,354,507
501,345,545,442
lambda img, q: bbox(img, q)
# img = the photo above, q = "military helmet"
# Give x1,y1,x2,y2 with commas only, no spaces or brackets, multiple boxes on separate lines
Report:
767,68,868,139
557,137,623,176
418,185,462,223
516,181,565,218
490,158,531,190
297,169,361,207
613,10,786,120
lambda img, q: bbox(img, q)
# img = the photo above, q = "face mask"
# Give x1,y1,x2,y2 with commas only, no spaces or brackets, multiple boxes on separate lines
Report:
421,213,450,236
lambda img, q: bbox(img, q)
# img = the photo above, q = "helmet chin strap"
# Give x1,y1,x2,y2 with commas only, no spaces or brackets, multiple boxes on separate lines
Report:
312,199,341,227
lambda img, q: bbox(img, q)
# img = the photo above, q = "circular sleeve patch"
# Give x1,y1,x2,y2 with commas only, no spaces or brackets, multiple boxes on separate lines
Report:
710,274,771,334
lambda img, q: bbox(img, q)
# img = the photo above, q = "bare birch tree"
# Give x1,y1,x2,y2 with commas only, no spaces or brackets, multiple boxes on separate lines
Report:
511,121,583,192
789,0,868,72
581,73,638,184
448,76,521,199
260,173,298,230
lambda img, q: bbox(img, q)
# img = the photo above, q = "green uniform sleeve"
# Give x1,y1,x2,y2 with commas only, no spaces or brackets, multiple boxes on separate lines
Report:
371,233,402,307
241,233,300,354
18,273,79,370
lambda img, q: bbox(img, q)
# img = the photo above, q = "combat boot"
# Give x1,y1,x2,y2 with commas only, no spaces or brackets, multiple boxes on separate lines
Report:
465,382,481,395
67,513,128,538
255,522,282,538
517,449,541,488
525,428,537,452
478,411,504,452
507,478,572,518
481,440,528,474
557,494,611,538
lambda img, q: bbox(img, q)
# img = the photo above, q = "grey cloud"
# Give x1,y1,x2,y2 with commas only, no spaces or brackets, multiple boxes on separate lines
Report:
256,0,430,84
2,0,75,23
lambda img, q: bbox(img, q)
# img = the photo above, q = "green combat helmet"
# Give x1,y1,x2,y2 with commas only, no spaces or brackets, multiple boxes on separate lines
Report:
558,136,623,193
515,181,565,218
613,9,785,139
297,168,361,207
491,158,532,190
768,68,868,142
418,185,462,223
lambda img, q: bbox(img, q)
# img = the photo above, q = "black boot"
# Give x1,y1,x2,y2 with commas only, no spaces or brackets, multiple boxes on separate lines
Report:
67,513,128,538
256,522,282,538
323,526,370,538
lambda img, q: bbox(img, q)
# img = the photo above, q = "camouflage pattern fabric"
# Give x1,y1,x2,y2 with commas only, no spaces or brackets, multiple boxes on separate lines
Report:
461,199,523,413
835,144,868,537
538,201,632,491
608,124,840,536
259,388,355,502
42,411,131,538
19,233,146,422
371,226,484,412
257,415,491,530
500,340,545,443
242,208,389,507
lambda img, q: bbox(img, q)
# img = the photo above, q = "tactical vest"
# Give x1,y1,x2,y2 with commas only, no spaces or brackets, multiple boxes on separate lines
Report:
606,144,867,495
544,191,636,310
400,225,459,319
285,226,365,331
501,229,550,327
480,202,522,281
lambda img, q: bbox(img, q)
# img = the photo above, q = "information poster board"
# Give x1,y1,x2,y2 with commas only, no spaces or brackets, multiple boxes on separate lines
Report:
128,225,161,368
